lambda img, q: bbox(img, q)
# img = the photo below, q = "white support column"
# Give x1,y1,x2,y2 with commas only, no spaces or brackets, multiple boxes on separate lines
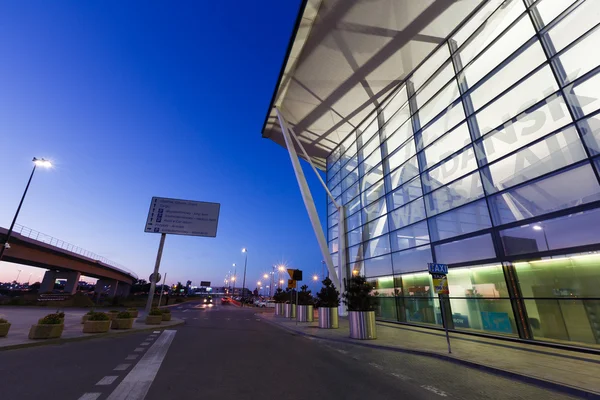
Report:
276,109,341,292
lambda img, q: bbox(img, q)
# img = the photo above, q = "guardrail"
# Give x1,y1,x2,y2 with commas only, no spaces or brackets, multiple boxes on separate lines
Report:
10,224,138,279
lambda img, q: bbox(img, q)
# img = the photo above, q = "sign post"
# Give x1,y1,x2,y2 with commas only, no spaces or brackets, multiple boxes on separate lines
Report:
287,269,302,326
158,272,167,308
428,263,451,354
143,196,220,315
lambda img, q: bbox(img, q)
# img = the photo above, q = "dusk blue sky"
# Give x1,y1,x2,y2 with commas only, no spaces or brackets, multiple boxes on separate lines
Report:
0,0,330,291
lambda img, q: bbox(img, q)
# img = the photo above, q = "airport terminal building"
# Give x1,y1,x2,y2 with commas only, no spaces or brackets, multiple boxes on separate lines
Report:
263,0,600,349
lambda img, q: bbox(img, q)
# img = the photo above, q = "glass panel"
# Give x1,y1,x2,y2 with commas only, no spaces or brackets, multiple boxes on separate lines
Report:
363,197,387,224
388,198,427,230
342,181,360,205
364,254,393,278
428,199,492,242
424,171,484,216
489,163,600,225
348,243,364,264
329,240,339,254
371,276,398,321
361,164,384,193
398,272,441,326
363,178,385,206
434,234,496,264
386,139,416,174
475,66,559,135
387,176,423,211
361,152,382,178
558,25,600,84
390,221,430,253
500,207,600,256
381,86,408,123
516,254,600,346
347,195,361,217
331,184,342,199
342,170,359,192
365,235,392,259
420,117,469,154
462,15,536,96
329,170,341,189
341,153,358,177
483,126,587,193
348,227,362,247
477,93,572,164
531,0,578,27
359,135,380,164
383,119,413,157
365,214,389,239
451,0,510,49
357,115,378,146
468,40,545,112
567,71,600,118
347,211,362,231
421,123,472,170
418,81,462,128
328,224,339,242
579,114,600,155
327,211,338,228
545,0,600,53
392,247,433,274
385,155,420,191
411,45,451,92
423,147,478,193
328,200,337,216
415,62,455,108
381,103,411,142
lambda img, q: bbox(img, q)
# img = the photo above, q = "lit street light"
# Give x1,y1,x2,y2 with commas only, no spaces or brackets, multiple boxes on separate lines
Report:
0,157,52,262
313,274,318,281
263,273,268,279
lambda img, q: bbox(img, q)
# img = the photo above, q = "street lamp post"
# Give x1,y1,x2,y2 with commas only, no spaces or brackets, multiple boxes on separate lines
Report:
0,158,52,261
232,263,236,297
241,248,248,307
16,269,22,283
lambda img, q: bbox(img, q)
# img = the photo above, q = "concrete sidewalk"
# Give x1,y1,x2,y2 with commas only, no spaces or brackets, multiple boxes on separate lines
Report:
0,306,184,350
262,313,600,398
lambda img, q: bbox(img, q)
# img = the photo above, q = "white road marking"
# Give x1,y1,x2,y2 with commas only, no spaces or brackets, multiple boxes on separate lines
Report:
96,376,118,386
78,393,101,400
153,331,160,333
225,318,230,321
336,349,348,355
391,372,410,381
306,336,315,341
114,364,131,371
421,385,448,397
106,330,177,400
245,318,249,321
369,362,383,370
255,319,260,321
134,348,144,352
140,342,151,346
125,355,138,361
182,317,188,320
193,318,198,320
182,309,189,313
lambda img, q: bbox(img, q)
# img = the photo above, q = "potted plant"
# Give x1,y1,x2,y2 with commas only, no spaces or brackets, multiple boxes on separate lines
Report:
29,313,64,339
107,310,120,321
161,308,171,321
283,288,296,319
126,308,139,318
145,308,163,325
0,318,10,337
343,275,377,340
297,285,314,322
39,310,65,324
83,312,111,333
111,311,134,330
81,310,96,324
273,288,285,317
316,277,340,329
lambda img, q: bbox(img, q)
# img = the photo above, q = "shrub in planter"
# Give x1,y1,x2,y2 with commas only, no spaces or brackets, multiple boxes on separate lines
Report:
111,311,134,330
107,310,120,320
29,313,64,339
83,312,111,333
0,318,11,337
126,308,139,318
161,308,171,321
145,308,163,325
39,310,65,324
316,277,340,329
343,275,377,340
81,310,97,324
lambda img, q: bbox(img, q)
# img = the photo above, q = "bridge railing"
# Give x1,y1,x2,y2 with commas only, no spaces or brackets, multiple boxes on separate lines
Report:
11,224,138,279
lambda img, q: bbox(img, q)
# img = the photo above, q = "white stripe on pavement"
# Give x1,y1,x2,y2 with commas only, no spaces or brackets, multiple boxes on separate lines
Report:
134,348,144,352
114,364,131,371
96,376,118,386
106,330,177,400
78,393,101,400
140,342,151,346
125,355,138,361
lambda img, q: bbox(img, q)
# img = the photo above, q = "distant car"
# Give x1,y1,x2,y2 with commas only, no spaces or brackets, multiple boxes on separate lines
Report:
256,300,276,308
221,296,230,303
203,296,213,305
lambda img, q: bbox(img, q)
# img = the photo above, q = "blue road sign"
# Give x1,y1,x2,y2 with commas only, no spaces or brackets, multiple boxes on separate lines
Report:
428,263,448,275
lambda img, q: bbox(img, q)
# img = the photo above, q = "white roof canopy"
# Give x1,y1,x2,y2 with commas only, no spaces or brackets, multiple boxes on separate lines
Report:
262,0,485,170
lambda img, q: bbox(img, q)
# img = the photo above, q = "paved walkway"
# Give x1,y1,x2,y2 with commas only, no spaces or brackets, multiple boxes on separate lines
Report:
262,313,600,398
0,306,184,350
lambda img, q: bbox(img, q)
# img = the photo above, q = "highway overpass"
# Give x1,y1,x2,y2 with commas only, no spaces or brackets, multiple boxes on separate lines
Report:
0,225,137,297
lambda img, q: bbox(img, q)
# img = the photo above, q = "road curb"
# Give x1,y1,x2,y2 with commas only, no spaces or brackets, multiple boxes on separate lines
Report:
259,315,598,399
0,319,185,352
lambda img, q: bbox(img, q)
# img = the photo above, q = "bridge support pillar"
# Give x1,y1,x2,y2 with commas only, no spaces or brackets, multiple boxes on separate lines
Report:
95,279,118,297
40,271,57,294
116,283,131,297
62,271,81,295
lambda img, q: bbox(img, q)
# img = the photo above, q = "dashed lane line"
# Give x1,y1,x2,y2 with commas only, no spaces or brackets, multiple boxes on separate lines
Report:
140,342,151,346
421,385,448,397
134,348,145,352
78,393,101,400
96,376,118,386
125,355,138,361
114,364,131,371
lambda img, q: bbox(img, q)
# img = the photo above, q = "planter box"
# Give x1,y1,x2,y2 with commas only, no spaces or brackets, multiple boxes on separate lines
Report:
318,307,339,329
38,318,64,324
348,311,376,340
284,304,296,319
83,320,111,333
297,305,314,322
274,303,285,317
81,314,93,324
107,312,119,321
28,324,64,339
161,313,171,321
0,322,11,337
111,318,134,330
127,309,139,318
145,315,162,325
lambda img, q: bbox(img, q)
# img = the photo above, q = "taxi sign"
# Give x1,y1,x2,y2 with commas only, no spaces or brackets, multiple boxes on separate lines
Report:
287,269,302,281
287,279,297,289
428,263,448,275
432,273,449,294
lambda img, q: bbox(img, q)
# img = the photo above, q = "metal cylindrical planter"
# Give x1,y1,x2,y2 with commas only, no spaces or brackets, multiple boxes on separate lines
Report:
318,307,339,329
297,305,314,322
274,303,284,317
284,304,296,319
348,311,377,340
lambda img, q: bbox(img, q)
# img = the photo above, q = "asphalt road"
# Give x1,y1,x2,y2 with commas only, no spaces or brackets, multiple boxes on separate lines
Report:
0,299,582,400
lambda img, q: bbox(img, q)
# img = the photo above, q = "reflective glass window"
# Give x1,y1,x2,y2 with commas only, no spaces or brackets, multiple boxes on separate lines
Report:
391,246,433,274
387,176,423,211
566,71,600,118
365,214,389,238
428,199,492,242
580,114,600,155
531,0,578,27
363,178,385,206
342,181,360,205
388,198,427,231
331,184,342,199
361,164,384,192
347,195,361,216
341,154,358,177
381,85,408,124
328,224,339,242
361,151,382,177
489,163,600,225
545,0,600,53
423,147,478,193
357,116,379,149
424,171,484,216
386,139,416,174
348,244,364,264
383,119,412,157
347,210,362,231
347,227,363,247
390,221,430,253
422,123,471,170
418,80,462,127
365,234,392,259
558,25,600,84
412,45,451,92
451,0,510,49
385,155,420,191
359,135,380,164
434,233,496,264
364,254,393,278
363,197,387,224
342,169,359,191
483,126,587,193
415,62,455,108
419,108,467,150
381,103,411,142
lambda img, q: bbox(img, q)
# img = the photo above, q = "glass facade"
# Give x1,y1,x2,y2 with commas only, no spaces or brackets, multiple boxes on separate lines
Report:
326,0,600,348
